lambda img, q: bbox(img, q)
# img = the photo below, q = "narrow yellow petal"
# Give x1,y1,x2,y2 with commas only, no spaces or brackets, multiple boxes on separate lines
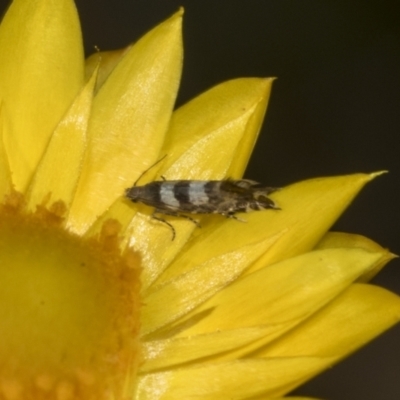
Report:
143,248,381,337
68,11,183,234
142,322,293,372
162,78,274,179
0,109,12,197
85,47,130,91
0,0,84,190
176,248,380,335
138,227,284,296
141,232,282,335
268,398,322,400
316,231,396,282
27,67,97,210
136,357,334,399
155,173,378,286
246,397,322,400
258,284,400,358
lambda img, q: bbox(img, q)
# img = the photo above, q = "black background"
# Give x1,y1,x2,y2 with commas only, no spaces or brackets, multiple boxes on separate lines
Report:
2,1,400,399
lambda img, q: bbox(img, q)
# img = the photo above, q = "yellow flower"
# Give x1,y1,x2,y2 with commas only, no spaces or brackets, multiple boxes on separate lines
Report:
0,1,399,399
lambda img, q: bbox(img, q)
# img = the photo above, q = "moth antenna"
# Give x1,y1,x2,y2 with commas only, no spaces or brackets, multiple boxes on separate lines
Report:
134,154,167,187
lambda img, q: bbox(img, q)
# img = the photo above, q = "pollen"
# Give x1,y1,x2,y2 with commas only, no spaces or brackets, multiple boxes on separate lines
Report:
0,192,141,400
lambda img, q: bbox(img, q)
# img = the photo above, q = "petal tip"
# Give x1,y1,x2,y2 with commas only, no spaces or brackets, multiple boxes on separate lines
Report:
370,170,388,179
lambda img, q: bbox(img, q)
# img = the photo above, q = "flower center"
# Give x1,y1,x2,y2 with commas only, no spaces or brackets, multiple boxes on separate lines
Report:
0,193,141,400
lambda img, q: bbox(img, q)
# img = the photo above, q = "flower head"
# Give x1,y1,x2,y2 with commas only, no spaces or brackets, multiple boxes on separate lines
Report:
0,1,399,399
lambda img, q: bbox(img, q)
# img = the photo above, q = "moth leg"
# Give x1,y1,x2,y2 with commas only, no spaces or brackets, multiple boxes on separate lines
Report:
177,213,201,228
151,211,177,241
152,209,201,241
224,212,247,223
179,213,201,227
156,209,201,227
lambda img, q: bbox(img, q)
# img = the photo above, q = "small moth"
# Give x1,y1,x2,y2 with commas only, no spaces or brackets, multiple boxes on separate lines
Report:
125,158,279,240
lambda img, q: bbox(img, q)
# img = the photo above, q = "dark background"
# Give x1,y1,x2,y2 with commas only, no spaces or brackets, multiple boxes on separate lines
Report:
3,0,400,399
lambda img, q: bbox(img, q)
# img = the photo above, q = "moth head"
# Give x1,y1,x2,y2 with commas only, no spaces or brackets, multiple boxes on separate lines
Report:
125,186,140,202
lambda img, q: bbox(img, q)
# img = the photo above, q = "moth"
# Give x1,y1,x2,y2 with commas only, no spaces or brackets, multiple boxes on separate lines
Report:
125,158,279,240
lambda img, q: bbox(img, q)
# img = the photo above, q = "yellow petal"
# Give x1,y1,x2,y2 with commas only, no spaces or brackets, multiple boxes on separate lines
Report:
68,10,183,234
155,173,379,287
267,398,322,400
136,356,334,399
259,284,400,359
141,232,283,336
142,248,381,337
179,248,380,336
141,322,293,372
27,66,97,210
0,0,84,190
316,231,396,282
248,398,321,400
0,109,12,197
85,47,130,91
162,78,274,179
